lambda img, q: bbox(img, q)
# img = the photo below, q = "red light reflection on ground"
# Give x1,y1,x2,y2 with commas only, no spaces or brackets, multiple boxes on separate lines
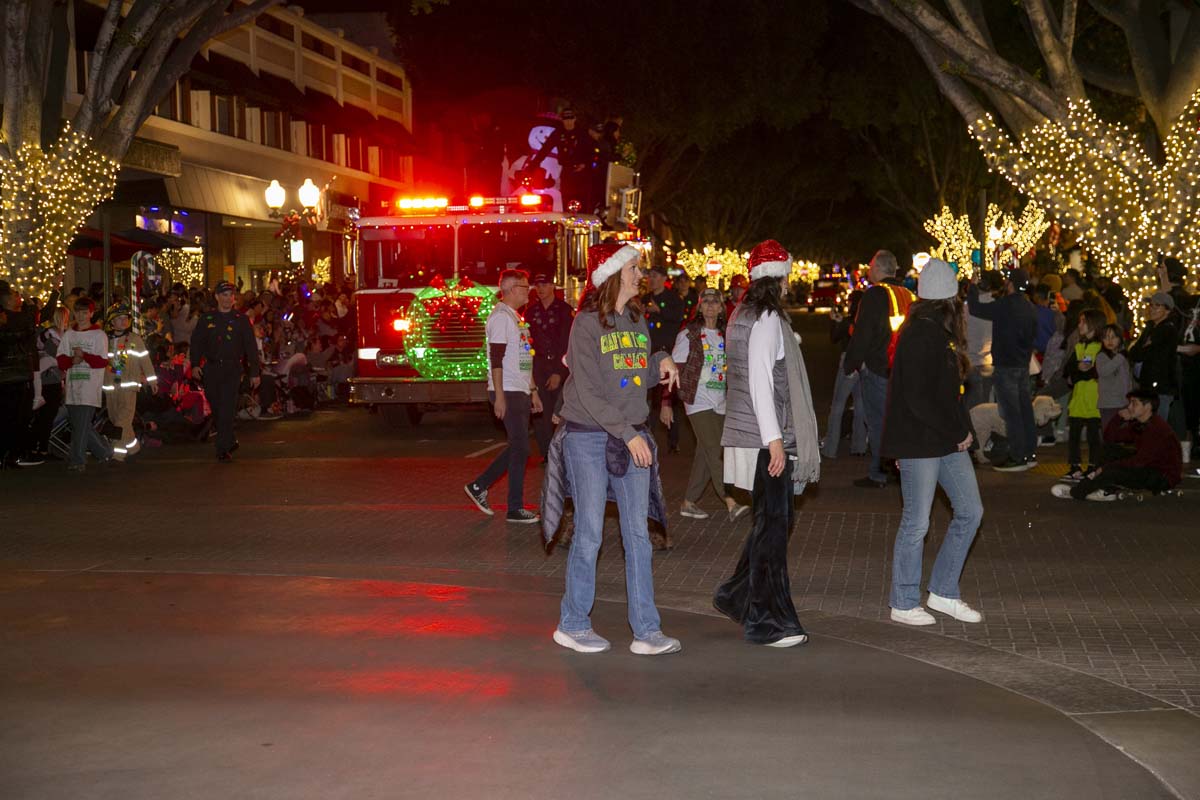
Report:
358,581,469,603
323,667,514,699
248,611,498,638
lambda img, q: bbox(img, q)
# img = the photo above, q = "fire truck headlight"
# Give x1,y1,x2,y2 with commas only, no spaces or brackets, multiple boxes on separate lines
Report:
376,351,409,367
392,318,411,333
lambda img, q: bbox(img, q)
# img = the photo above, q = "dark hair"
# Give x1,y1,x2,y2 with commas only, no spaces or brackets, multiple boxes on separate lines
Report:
1079,309,1107,339
1126,389,1158,411
909,297,971,379
73,297,96,312
1100,323,1124,351
740,276,786,321
1065,267,1082,282
578,273,642,329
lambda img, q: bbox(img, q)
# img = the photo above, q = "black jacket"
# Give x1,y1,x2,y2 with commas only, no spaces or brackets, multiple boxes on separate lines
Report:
191,309,260,377
1128,317,1179,395
642,288,685,354
0,307,37,385
966,284,1038,368
881,310,970,459
844,278,910,377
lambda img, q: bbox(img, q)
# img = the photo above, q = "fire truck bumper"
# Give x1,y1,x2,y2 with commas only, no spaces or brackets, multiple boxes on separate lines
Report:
349,378,491,405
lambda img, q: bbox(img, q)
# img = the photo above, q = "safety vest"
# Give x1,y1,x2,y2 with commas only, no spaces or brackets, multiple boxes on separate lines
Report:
883,283,914,368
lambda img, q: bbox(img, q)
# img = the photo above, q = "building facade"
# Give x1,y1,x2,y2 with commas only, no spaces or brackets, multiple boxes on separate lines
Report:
67,1,416,294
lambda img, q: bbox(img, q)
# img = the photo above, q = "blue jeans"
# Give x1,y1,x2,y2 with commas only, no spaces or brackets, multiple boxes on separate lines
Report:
822,354,868,458
890,450,983,610
558,429,662,639
859,368,889,482
67,404,113,467
473,391,531,512
993,366,1035,462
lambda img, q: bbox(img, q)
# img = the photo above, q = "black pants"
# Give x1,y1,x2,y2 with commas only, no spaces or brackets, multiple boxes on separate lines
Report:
532,376,562,459
1182,356,1200,439
0,380,33,463
473,391,531,512
203,363,242,455
1070,464,1169,499
27,381,63,453
1067,416,1102,469
713,450,805,644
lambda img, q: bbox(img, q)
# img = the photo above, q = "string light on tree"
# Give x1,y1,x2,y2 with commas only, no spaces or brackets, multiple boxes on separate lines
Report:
968,88,1200,306
153,248,205,288
0,122,120,298
312,256,331,284
674,244,748,287
983,200,1050,273
923,207,979,278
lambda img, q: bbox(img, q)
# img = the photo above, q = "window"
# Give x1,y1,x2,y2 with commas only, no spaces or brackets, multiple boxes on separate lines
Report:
213,95,234,135
154,85,178,121
263,110,282,148
362,225,454,288
342,51,370,75
307,123,325,161
255,14,294,40
377,69,405,92
458,222,559,285
347,136,364,171
301,32,336,60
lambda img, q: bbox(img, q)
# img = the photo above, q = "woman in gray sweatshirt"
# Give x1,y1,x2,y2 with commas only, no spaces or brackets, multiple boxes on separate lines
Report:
550,242,681,657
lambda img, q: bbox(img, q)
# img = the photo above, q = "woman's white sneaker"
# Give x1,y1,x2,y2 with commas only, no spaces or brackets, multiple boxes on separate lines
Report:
927,592,983,623
890,606,937,626
766,634,808,648
630,631,682,655
553,628,611,653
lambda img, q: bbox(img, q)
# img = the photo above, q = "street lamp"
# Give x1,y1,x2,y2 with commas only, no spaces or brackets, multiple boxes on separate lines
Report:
298,178,321,211
265,179,286,217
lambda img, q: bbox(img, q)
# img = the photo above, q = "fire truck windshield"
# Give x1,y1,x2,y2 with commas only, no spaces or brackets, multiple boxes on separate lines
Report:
363,221,559,288
367,224,455,287
457,222,557,285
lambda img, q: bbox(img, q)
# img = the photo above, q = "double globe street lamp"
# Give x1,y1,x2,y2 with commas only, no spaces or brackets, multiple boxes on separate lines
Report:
264,178,323,267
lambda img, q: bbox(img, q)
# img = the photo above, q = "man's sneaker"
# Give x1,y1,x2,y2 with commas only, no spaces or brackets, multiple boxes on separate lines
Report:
553,628,611,653
765,633,808,648
630,631,682,656
15,454,44,466
927,592,983,622
506,508,540,524
1061,468,1085,482
680,501,709,519
1086,488,1119,502
727,503,750,522
1050,483,1075,499
1037,435,1057,448
890,606,936,626
853,476,887,489
993,458,1033,472
464,482,493,516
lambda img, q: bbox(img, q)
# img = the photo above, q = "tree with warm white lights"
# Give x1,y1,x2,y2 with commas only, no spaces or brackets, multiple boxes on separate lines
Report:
851,0,1200,298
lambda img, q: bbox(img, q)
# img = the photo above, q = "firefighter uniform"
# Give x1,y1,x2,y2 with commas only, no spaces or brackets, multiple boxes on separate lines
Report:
103,305,156,458
191,284,259,460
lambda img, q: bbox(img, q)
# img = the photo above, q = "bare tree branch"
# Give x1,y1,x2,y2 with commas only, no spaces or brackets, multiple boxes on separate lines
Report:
884,0,1067,121
75,0,125,134
1076,59,1140,96
79,0,172,136
1022,0,1086,98
1061,0,1078,55
3,0,32,150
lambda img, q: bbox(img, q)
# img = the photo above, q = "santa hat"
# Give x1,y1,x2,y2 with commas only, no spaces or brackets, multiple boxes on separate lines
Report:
587,241,640,288
747,239,792,281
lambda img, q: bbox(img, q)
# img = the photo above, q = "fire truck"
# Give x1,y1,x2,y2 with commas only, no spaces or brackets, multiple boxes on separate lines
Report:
350,194,604,425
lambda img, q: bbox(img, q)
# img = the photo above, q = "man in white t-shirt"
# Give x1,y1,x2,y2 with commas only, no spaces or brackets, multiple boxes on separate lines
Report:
464,270,543,523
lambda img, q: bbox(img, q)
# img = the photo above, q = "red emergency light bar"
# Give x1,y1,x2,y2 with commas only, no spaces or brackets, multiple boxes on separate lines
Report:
451,194,547,213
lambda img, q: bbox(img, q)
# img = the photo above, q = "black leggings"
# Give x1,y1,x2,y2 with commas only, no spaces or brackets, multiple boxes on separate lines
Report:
1068,416,1102,469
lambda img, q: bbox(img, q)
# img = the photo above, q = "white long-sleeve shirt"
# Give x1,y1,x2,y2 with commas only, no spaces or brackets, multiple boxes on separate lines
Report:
748,311,787,446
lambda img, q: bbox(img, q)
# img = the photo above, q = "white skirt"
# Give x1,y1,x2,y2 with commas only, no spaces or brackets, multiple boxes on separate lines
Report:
724,446,759,492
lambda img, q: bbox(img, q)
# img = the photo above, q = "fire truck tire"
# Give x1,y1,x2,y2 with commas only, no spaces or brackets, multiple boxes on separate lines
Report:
380,404,423,428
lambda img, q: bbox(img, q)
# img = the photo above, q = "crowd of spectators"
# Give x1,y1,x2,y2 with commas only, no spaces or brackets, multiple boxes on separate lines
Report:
821,252,1198,501
0,274,359,470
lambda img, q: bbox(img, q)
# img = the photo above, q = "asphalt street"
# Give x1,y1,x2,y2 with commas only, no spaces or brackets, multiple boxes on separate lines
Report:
2,310,1198,799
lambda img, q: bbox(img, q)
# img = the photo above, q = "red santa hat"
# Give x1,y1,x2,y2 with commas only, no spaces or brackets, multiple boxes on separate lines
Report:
747,239,792,281
587,241,640,288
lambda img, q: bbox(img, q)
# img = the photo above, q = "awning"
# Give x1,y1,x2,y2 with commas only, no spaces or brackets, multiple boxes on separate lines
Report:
189,53,257,98
366,115,417,152
257,71,309,112
164,163,272,221
302,89,344,122
69,228,149,261
116,228,197,250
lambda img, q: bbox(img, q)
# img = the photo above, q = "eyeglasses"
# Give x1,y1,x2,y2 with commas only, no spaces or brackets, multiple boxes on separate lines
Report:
513,284,531,289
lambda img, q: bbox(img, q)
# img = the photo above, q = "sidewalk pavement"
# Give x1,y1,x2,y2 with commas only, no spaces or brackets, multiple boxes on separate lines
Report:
0,568,1177,800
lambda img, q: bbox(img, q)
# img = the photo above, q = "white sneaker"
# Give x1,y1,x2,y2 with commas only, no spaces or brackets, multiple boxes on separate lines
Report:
1085,488,1118,502
890,606,936,626
927,592,983,623
630,631,682,655
553,628,611,653
766,634,808,648
1050,483,1074,499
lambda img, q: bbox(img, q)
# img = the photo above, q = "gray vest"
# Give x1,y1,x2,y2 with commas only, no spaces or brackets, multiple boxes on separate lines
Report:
722,307,795,451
